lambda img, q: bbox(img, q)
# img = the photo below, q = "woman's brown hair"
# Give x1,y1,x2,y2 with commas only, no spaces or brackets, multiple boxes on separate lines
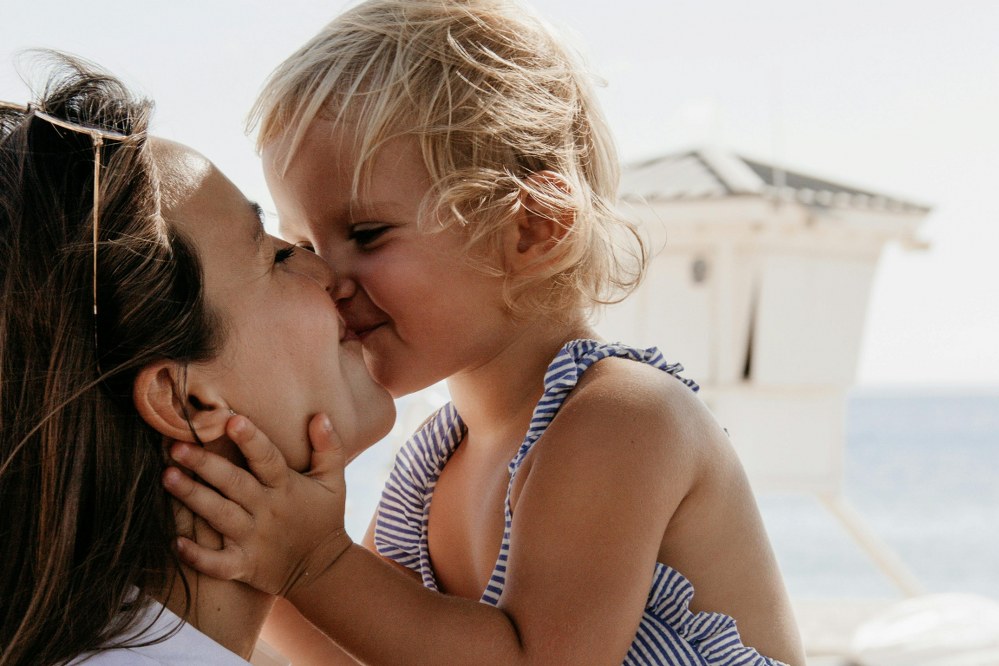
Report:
0,54,221,665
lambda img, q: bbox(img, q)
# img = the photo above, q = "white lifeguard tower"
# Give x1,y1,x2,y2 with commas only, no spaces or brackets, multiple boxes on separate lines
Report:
597,148,931,595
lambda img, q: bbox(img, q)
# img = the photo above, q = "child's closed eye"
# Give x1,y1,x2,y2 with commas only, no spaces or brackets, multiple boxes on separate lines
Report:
349,223,390,248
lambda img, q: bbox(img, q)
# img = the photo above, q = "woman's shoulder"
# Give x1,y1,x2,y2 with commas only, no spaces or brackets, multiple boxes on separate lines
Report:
69,650,162,665
68,601,254,666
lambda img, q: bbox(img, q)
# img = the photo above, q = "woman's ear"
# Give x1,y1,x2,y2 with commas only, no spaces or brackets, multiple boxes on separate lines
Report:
133,360,230,443
504,170,575,272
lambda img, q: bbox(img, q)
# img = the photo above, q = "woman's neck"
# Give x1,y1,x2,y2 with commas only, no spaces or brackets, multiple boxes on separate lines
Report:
156,454,275,660
157,562,275,660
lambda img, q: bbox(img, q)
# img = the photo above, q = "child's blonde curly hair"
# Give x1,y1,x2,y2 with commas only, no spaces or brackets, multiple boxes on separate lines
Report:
250,0,646,319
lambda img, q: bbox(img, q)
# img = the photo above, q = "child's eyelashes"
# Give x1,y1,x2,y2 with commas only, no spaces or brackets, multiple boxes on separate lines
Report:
349,224,390,247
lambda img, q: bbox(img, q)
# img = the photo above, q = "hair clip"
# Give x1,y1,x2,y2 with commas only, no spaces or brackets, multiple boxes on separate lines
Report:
0,100,30,113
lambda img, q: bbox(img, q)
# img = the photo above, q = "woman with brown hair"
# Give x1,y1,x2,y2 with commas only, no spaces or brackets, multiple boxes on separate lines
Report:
0,54,394,665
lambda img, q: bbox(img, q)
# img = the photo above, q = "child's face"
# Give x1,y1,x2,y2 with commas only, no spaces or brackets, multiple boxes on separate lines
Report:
264,121,518,397
156,140,395,465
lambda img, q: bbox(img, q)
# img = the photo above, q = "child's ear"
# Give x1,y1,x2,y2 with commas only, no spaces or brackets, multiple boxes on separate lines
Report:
133,360,230,443
504,171,575,271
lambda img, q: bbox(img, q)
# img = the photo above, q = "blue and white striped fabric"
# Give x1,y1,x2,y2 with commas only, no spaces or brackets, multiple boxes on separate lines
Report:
374,339,786,665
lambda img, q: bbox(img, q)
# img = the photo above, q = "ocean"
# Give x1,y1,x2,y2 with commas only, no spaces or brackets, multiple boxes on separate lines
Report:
763,388,999,601
344,387,999,601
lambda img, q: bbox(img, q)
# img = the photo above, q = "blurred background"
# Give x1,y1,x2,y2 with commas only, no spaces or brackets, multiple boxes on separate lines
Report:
4,1,997,662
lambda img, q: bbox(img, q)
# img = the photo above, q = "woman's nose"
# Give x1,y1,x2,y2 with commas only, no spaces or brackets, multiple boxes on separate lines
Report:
320,243,358,303
299,249,336,295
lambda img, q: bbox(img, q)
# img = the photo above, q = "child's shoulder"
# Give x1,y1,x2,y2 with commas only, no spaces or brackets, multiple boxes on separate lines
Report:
534,353,726,484
569,352,707,427
512,352,726,525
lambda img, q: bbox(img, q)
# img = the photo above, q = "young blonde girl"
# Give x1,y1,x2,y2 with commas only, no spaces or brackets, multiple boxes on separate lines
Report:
164,1,805,663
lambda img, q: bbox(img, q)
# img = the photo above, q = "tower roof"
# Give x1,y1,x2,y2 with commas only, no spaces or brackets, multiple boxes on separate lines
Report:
621,148,931,215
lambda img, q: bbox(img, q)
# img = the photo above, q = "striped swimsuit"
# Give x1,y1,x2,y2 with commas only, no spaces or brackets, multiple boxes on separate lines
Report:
374,339,787,665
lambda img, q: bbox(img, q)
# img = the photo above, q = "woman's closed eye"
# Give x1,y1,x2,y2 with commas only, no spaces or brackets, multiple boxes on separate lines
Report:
274,245,296,264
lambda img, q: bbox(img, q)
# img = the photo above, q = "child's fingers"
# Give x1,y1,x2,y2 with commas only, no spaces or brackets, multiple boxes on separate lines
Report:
171,497,195,538
307,414,336,453
169,441,264,506
165,441,196,537
305,414,347,487
226,414,291,488
162,465,253,539
174,536,247,583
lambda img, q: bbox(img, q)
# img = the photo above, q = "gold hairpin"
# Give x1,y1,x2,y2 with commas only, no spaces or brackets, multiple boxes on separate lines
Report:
2,100,129,372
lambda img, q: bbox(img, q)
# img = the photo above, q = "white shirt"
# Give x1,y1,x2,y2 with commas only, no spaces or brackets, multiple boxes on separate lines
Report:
68,600,288,666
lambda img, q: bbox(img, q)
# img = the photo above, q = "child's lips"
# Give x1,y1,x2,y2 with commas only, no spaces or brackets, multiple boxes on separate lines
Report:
353,323,383,340
341,321,383,342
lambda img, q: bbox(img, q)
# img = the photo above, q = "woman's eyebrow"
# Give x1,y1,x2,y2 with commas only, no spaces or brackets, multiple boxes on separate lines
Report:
250,201,267,247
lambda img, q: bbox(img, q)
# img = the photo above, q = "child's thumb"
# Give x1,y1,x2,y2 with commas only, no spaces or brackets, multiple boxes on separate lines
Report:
306,413,347,485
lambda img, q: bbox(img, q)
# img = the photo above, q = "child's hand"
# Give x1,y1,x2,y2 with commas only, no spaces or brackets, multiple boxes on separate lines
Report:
162,413,353,598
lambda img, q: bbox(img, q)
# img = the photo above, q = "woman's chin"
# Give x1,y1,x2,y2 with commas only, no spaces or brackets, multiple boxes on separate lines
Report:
347,403,397,463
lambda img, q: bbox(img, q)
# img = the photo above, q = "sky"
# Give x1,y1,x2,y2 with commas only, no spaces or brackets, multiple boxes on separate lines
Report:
3,0,997,387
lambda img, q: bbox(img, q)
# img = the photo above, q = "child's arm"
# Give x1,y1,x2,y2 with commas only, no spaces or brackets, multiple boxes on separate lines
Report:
260,598,361,666
259,515,421,666
165,416,530,664
165,379,714,665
